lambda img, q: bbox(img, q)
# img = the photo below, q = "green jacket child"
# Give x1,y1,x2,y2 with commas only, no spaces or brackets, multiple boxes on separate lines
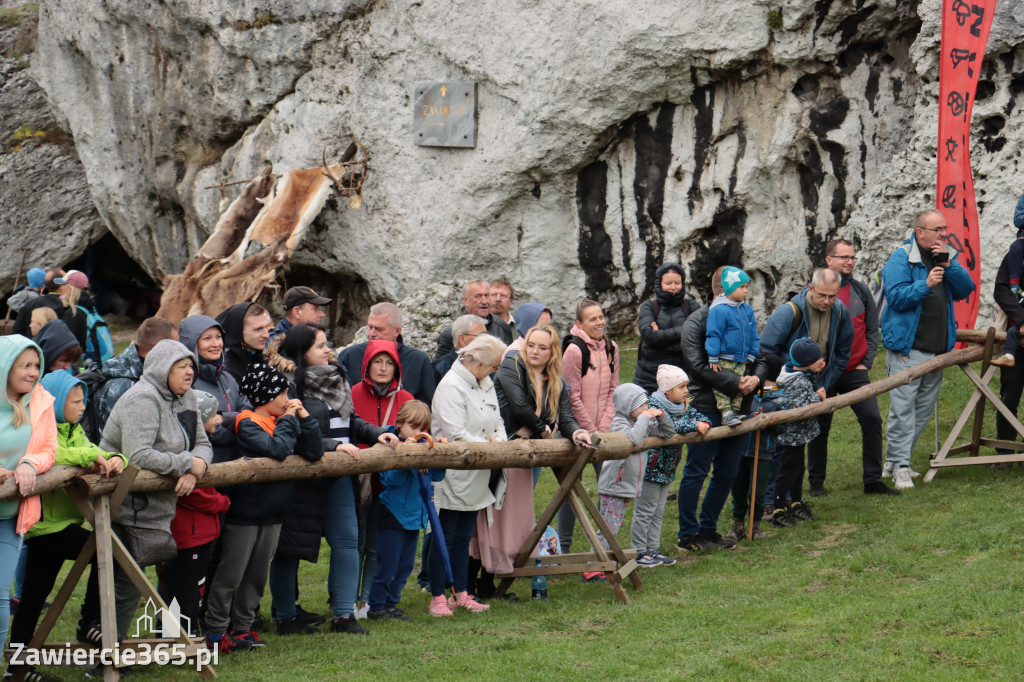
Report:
32,371,126,538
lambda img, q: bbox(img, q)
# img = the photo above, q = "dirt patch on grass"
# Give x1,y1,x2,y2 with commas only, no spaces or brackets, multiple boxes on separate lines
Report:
802,523,858,557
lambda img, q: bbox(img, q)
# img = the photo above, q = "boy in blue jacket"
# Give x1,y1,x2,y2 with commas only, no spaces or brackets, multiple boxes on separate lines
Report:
705,267,759,426
368,401,444,620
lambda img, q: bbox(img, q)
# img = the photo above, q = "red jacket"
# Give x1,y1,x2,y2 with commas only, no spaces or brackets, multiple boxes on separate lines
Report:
350,340,413,446
171,487,231,550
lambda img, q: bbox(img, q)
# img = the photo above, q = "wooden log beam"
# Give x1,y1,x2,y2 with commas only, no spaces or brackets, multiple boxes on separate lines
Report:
0,340,988,501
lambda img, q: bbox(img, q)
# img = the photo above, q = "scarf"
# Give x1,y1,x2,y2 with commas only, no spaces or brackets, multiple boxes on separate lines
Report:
302,363,354,419
197,355,223,384
652,390,691,417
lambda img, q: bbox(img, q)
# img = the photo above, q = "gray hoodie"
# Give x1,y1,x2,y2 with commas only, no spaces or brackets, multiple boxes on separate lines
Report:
101,340,213,531
598,383,674,499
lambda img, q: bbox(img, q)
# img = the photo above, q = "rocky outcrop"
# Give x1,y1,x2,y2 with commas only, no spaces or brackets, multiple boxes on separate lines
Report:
11,1,1024,336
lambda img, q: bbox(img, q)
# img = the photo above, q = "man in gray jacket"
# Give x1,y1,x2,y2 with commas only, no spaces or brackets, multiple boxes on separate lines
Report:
101,339,212,639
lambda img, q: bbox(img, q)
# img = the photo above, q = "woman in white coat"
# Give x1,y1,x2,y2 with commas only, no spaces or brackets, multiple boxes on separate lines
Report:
427,335,507,617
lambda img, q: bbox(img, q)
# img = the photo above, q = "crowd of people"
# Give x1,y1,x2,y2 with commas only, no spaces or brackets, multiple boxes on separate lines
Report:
7,202,1024,678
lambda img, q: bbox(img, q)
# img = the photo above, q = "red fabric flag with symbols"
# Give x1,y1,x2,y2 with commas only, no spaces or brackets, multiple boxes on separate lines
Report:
937,0,997,336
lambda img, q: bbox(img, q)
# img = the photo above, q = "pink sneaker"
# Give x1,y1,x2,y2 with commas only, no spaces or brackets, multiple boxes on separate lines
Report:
453,591,490,612
429,595,453,617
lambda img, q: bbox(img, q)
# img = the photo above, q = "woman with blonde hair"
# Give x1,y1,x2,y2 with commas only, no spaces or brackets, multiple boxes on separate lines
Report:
469,324,591,598
0,335,57,651
54,270,96,350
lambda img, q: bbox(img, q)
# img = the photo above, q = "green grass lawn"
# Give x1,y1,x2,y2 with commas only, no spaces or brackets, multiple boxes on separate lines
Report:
39,341,1024,680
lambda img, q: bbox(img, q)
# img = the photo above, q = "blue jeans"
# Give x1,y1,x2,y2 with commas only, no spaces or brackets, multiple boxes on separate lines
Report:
884,349,943,468
429,509,477,597
324,476,360,620
676,412,746,539
368,526,418,611
268,555,299,621
0,518,22,648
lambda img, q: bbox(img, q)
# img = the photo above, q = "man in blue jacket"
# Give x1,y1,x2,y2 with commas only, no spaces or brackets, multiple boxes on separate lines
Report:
880,209,975,490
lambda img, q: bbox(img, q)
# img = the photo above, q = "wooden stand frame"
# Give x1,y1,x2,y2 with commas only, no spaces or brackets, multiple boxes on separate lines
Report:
492,451,642,603
6,466,214,681
926,329,1024,481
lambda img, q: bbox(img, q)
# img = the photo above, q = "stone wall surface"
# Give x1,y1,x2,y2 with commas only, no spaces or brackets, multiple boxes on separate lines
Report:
3,0,1024,339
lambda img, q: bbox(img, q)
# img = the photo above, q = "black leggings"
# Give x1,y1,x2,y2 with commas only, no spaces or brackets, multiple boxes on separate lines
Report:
9,525,99,650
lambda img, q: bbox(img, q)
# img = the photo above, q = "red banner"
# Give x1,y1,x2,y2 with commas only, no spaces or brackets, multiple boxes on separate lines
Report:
937,0,997,334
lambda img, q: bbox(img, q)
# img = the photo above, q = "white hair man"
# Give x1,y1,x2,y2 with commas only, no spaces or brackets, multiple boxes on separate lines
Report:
433,315,488,378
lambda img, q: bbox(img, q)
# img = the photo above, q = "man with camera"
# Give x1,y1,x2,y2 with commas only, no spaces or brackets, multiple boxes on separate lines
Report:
880,209,975,490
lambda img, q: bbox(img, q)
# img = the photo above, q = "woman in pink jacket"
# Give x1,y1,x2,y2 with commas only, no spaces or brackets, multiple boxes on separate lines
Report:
558,300,619,555
0,335,57,649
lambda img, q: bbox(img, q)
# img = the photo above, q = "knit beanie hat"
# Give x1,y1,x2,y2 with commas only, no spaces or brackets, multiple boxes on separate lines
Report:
789,338,823,367
196,391,219,425
721,267,750,296
656,364,688,393
240,363,291,407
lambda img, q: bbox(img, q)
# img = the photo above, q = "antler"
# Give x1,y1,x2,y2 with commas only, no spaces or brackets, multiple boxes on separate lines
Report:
322,140,370,209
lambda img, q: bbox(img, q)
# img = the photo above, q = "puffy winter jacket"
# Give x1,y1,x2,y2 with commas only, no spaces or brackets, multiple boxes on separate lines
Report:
633,264,698,392
705,297,759,364
562,324,618,432
179,315,249,416
171,487,230,550
775,368,822,447
493,355,580,440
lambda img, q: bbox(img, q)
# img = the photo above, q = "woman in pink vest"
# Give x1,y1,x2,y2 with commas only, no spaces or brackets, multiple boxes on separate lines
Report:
558,300,619,557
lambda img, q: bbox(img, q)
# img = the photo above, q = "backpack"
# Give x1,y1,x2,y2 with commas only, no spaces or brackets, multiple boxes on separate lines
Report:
561,335,616,378
84,306,114,368
76,365,109,443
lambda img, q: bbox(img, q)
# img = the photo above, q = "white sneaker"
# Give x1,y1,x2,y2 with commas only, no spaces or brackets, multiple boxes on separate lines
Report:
894,467,914,490
353,602,369,620
882,461,894,478
908,466,921,478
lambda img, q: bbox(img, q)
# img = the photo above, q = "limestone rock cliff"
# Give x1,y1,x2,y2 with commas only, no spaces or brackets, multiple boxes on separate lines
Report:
6,0,1024,335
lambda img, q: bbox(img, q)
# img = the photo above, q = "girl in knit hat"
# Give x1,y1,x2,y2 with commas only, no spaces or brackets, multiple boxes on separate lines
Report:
632,365,710,568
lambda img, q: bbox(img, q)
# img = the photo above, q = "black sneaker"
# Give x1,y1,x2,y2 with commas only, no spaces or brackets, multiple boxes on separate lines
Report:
276,615,319,635
368,606,413,622
675,535,704,553
331,616,370,635
864,481,901,496
808,484,828,497
789,500,816,521
295,604,326,626
699,531,735,549
771,508,797,528
76,620,103,647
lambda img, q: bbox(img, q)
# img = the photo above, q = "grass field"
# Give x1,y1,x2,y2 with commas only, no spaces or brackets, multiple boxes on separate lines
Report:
37,341,1024,680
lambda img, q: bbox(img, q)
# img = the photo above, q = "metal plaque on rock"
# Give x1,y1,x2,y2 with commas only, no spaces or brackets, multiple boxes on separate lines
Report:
413,82,477,148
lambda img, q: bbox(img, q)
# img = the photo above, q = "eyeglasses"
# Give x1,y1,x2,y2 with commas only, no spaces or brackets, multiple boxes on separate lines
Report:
918,226,947,234
811,291,838,302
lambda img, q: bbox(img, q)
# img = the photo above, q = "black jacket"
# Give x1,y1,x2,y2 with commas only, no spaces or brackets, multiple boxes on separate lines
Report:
274,393,387,562
215,303,265,383
493,356,580,439
633,266,699,392
681,305,770,417
994,253,1024,328
12,293,65,338
226,413,322,526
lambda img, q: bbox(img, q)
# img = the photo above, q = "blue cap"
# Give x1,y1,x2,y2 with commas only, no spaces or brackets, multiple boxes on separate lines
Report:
27,268,46,288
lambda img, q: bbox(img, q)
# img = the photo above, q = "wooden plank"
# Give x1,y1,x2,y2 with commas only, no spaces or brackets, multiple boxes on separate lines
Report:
977,438,1024,451
931,381,984,463
93,496,120,682
961,365,1024,438
931,453,1024,466
528,549,637,565
615,560,639,579
970,334,993,457
497,561,619,577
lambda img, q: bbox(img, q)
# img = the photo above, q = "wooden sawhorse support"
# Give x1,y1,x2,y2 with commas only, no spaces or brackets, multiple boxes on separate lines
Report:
493,449,642,603
5,465,214,681
927,329,1024,481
